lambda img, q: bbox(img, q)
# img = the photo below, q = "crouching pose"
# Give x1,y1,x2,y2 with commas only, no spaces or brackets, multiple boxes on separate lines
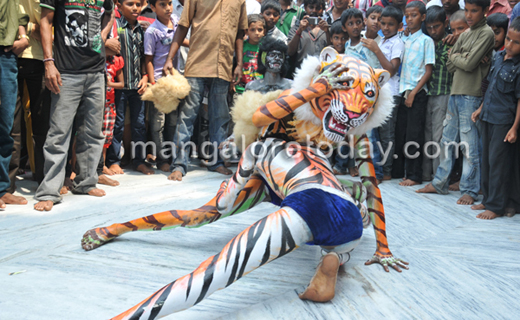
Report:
82,48,408,319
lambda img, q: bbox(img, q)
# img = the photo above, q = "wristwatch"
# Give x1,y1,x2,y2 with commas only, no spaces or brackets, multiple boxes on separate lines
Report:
19,34,29,41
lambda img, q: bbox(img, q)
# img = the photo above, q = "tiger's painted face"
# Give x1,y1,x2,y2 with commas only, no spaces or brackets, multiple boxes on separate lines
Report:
311,48,390,142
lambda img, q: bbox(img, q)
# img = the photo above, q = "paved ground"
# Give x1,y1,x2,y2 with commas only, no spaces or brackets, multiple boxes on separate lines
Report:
1,164,519,320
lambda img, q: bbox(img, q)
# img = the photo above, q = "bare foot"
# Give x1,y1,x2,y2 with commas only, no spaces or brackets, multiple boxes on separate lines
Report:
159,163,171,172
383,175,391,181
61,177,73,195
168,171,183,181
213,165,233,175
399,179,420,186
81,228,116,251
476,210,499,220
0,199,5,209
299,253,340,302
416,183,439,194
108,164,124,174
505,208,516,217
34,200,54,211
449,181,460,191
471,203,485,210
87,188,106,197
102,166,115,175
457,194,475,205
349,167,359,177
0,193,28,205
332,168,344,175
136,163,155,175
60,186,69,195
98,174,120,186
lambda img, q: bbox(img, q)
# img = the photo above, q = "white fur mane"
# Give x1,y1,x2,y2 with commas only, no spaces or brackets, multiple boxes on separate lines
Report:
289,55,395,136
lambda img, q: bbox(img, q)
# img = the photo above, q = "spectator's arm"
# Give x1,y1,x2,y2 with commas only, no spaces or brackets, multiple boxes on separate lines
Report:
288,17,308,56
233,29,245,86
449,33,494,72
163,25,189,76
361,39,400,76
108,69,125,89
145,55,155,84
404,64,433,107
505,99,520,143
101,8,114,42
40,7,62,94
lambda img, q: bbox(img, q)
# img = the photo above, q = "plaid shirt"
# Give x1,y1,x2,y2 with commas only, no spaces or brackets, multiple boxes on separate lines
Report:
117,15,144,90
428,38,453,96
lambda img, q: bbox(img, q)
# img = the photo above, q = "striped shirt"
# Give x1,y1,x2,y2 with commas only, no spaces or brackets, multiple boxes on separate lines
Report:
117,15,144,90
428,39,453,96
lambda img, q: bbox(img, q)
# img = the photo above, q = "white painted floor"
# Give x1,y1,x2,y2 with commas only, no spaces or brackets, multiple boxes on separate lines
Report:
1,164,519,320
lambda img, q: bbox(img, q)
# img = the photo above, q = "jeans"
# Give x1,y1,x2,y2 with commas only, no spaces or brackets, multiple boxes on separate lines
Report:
149,103,178,167
9,58,51,192
171,77,230,175
35,73,105,203
106,89,147,168
0,51,18,197
432,95,481,199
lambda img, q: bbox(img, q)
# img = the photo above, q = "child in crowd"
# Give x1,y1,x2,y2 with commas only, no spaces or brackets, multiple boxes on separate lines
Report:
261,0,288,43
449,9,469,37
329,20,348,53
343,8,384,182
471,17,520,219
418,0,495,205
106,0,153,175
423,6,453,181
394,1,434,187
101,38,125,180
487,13,509,51
362,6,405,181
363,5,383,43
144,0,182,172
236,14,266,94
482,13,508,99
343,8,381,68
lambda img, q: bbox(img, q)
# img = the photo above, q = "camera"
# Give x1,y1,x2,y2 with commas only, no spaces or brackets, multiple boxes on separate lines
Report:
307,17,319,25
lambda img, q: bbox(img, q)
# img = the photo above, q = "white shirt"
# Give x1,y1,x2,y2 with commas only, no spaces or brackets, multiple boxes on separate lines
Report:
379,34,405,96
246,0,261,15
426,0,465,10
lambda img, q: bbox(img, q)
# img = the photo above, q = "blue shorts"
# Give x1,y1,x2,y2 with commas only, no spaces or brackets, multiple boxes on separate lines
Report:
281,188,363,246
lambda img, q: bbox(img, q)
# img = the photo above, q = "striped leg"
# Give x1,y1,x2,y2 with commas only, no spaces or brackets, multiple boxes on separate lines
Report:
110,207,312,320
81,175,267,251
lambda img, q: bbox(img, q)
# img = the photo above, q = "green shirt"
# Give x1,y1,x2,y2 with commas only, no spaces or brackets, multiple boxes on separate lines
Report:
235,40,262,94
276,4,305,36
0,0,29,46
428,38,453,96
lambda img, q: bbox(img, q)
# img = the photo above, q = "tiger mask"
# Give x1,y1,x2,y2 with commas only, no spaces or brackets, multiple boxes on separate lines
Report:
292,47,394,143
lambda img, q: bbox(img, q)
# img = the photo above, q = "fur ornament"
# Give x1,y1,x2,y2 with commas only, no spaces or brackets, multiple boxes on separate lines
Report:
232,90,283,151
141,69,191,114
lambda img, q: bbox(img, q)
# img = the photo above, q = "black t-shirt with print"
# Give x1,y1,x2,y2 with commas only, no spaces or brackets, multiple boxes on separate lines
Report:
40,0,113,73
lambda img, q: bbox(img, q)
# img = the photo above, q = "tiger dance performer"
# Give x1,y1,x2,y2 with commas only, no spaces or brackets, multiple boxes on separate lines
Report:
82,48,408,320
